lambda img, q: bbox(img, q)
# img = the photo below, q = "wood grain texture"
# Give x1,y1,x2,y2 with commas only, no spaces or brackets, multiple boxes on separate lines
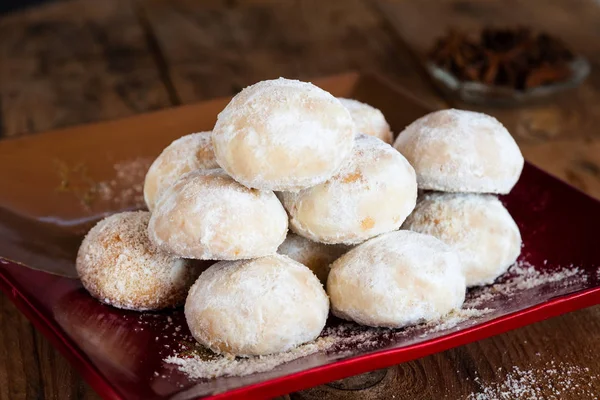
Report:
140,0,442,107
0,0,173,137
376,0,600,145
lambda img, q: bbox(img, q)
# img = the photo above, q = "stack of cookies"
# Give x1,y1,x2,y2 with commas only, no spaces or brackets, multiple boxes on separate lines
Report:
76,77,524,359
394,109,524,287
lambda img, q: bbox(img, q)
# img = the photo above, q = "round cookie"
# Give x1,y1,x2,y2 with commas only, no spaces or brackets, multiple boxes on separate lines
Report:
148,169,288,260
144,131,219,211
212,78,355,191
394,109,524,194
402,192,522,287
338,98,393,144
76,211,202,311
185,254,329,356
277,233,350,284
280,134,417,245
327,230,465,328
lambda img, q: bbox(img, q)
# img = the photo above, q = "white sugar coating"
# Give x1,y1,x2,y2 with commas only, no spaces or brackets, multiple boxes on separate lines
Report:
185,254,329,356
394,109,524,194
403,192,522,287
338,98,393,144
144,132,218,211
212,78,355,191
327,230,466,328
281,134,417,245
277,232,351,284
76,211,202,311
148,169,288,260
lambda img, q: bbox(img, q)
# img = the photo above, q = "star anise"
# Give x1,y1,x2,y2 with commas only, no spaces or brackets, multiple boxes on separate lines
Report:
429,27,575,90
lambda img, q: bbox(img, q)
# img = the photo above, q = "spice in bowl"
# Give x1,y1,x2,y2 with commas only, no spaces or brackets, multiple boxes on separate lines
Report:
426,27,590,105
428,27,579,91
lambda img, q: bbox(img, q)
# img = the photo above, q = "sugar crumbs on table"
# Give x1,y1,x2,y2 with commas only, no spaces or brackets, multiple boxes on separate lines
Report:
466,362,598,400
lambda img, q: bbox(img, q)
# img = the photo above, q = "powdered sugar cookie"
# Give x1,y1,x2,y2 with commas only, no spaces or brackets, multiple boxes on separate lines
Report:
212,78,355,191
76,211,202,311
403,192,522,287
281,134,417,245
148,169,288,260
394,109,524,194
277,233,350,284
338,98,393,144
185,254,329,356
144,131,218,211
327,230,465,328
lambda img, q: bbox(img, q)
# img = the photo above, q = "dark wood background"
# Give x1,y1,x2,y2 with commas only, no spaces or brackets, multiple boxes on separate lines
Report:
0,1,599,399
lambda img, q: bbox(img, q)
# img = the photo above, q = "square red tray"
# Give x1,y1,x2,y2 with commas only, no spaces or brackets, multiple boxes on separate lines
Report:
1,73,599,399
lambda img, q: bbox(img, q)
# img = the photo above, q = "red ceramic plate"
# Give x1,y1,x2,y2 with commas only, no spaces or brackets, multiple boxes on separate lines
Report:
1,73,599,400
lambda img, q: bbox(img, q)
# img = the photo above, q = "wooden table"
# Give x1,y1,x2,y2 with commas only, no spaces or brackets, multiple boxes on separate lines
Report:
1,1,599,399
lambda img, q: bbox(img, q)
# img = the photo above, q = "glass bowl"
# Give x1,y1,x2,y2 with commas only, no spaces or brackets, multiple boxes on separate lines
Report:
426,56,591,106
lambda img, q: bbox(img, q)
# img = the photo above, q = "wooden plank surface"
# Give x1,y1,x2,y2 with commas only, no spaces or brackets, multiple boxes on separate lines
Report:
0,0,600,399
140,0,442,107
0,0,173,137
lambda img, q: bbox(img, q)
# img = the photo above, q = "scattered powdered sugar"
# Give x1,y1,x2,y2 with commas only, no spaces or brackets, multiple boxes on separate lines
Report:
163,260,591,382
467,362,598,399
507,262,584,291
54,157,151,210
424,308,494,333
97,157,152,210
163,306,493,380
465,291,497,308
465,260,587,308
165,336,337,379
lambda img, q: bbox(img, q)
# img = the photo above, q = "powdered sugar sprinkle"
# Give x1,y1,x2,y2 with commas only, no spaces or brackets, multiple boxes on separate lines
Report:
467,362,598,399
163,259,592,382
